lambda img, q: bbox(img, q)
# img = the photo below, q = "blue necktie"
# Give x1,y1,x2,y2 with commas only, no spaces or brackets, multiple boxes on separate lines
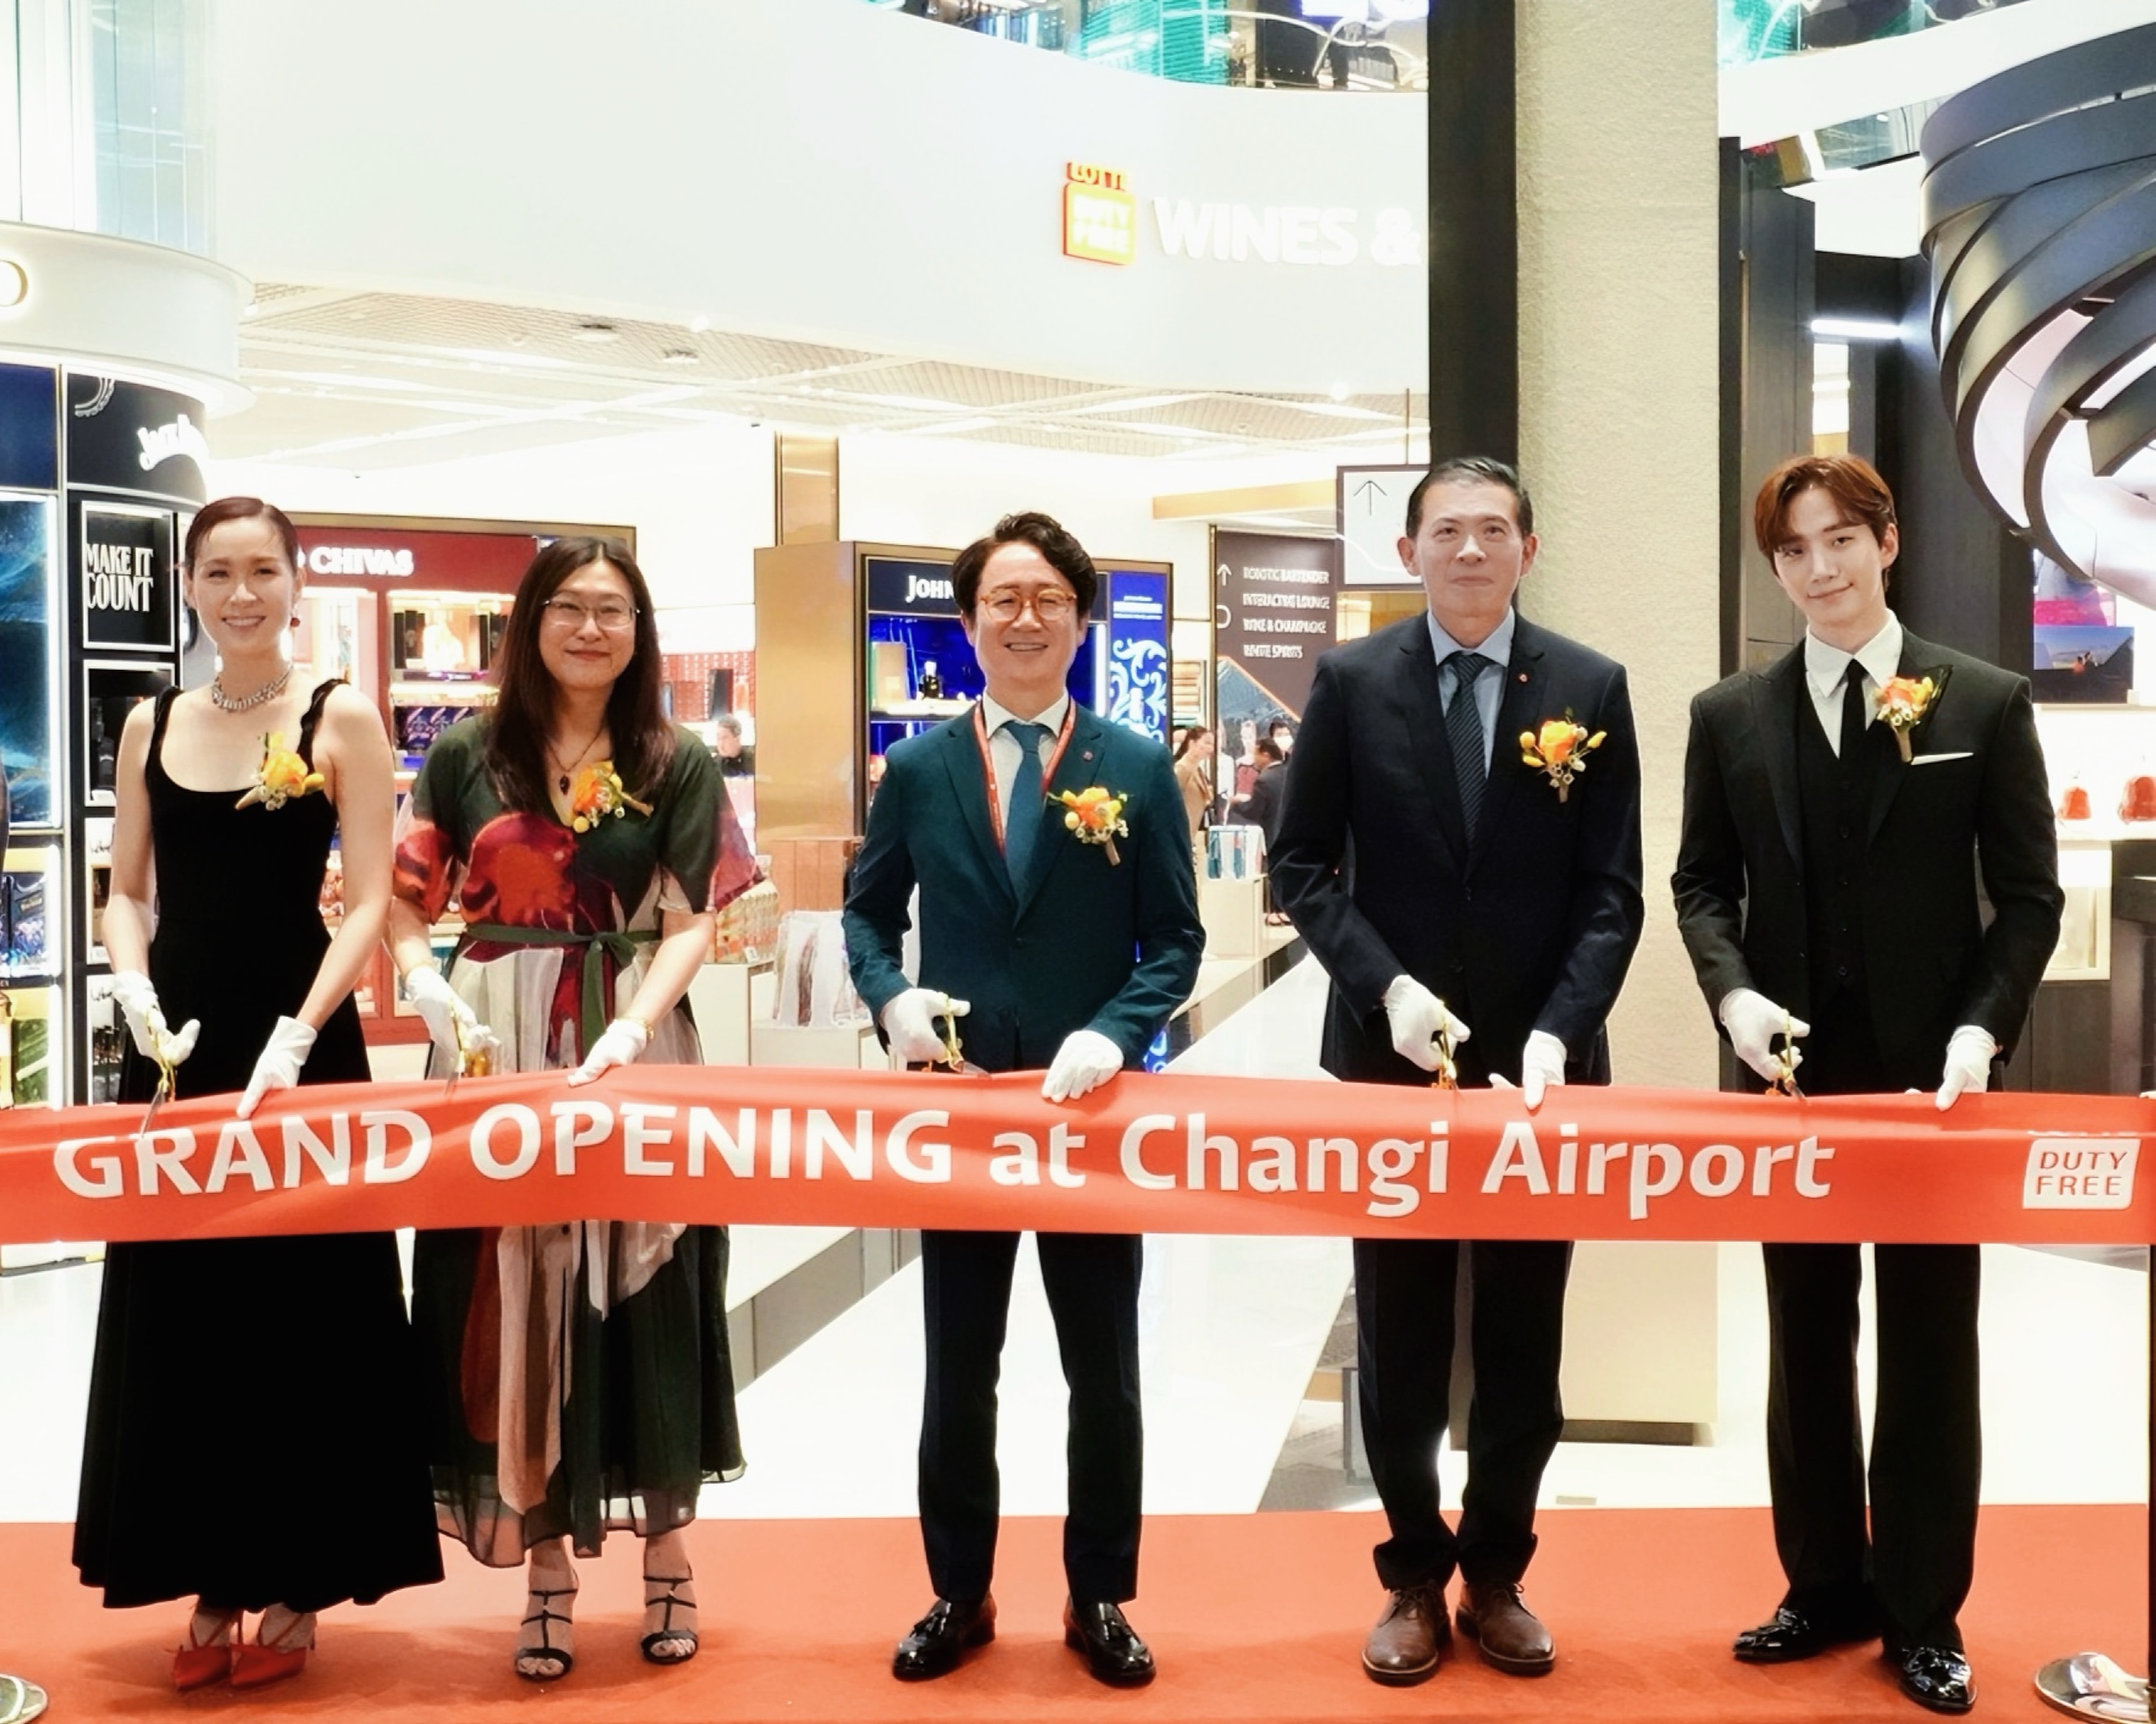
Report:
1443,650,1492,840
1002,719,1050,892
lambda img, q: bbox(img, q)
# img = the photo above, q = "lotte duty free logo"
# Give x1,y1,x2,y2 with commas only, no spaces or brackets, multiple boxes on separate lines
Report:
1063,162,1136,266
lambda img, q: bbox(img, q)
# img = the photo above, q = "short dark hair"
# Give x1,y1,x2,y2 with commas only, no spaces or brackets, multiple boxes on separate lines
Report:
951,511,1098,618
1753,452,1896,561
1254,738,1284,764
185,496,301,571
1405,456,1533,539
485,536,675,815
715,713,743,738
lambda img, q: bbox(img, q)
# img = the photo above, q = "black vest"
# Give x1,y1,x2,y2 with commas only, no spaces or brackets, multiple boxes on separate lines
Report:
1794,673,1885,1014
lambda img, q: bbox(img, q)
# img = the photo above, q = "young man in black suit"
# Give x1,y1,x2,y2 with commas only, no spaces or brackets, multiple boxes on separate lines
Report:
1270,457,1643,1687
843,512,1204,1689
1672,453,2061,1715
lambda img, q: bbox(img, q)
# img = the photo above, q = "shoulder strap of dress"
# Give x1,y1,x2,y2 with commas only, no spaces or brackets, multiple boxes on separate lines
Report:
297,678,343,767
143,684,181,777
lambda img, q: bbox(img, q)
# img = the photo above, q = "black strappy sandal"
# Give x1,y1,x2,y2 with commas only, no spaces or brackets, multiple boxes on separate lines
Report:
640,1572,698,1665
516,1580,578,1682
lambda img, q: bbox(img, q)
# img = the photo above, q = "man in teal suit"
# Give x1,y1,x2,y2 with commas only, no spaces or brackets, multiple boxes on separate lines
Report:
843,512,1204,1689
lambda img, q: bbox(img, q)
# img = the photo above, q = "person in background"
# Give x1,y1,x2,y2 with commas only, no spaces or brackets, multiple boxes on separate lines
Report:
843,510,1203,1690
1173,723,1216,838
1268,718,1296,757
386,536,759,1683
1270,456,1643,1691
1673,452,2061,1717
713,711,754,778
1234,736,1287,843
74,496,441,1692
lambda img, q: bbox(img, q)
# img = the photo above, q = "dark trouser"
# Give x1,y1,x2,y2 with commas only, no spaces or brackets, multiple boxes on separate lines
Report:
1353,1236,1573,1592
1759,992,1982,1650
1762,1241,1982,1648
917,1229,1144,1605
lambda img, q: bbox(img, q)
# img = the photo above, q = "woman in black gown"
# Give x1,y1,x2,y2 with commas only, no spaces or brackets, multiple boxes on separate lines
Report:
72,497,441,1691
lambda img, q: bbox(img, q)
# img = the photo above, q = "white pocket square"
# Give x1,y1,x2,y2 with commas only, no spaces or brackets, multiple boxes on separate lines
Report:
1910,751,1973,766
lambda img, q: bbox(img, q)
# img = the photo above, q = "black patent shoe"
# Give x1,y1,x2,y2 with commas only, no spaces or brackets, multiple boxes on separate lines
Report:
1063,1599,1156,1687
892,1594,995,1681
1892,1644,1975,1714
1733,1603,1878,1663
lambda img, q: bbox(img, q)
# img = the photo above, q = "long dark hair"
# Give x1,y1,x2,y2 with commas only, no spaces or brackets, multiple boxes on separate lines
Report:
484,536,675,815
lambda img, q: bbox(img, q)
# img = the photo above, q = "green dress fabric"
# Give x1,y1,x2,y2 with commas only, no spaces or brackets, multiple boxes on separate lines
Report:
394,717,759,1564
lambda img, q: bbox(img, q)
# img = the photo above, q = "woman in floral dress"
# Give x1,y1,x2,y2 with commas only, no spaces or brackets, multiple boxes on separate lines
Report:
385,537,758,1681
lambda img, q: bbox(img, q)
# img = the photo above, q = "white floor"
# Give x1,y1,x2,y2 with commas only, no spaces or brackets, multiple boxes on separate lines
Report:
0,955,2145,1527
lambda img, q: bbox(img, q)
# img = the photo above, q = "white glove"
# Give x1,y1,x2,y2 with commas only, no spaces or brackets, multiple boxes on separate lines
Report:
109,969,200,1069
1719,987,1809,1084
569,1016,650,1086
1380,975,1471,1074
1043,1028,1124,1102
404,964,500,1067
1935,1023,1998,1111
1487,1031,1568,1111
237,1016,317,1119
881,987,971,1067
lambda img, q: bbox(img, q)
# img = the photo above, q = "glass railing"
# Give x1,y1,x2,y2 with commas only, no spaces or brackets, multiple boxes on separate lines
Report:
860,0,1427,91
1721,0,2045,68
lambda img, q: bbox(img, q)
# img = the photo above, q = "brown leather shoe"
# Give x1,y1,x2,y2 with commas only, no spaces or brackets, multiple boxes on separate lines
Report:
1457,1579,1555,1674
1362,1580,1450,1686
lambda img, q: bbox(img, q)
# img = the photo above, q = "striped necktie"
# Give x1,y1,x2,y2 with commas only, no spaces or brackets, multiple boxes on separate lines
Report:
1444,650,1492,840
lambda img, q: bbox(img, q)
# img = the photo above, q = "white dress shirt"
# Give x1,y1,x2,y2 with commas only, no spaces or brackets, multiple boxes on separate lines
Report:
977,691,1071,827
1802,612,1903,758
1425,606,1516,768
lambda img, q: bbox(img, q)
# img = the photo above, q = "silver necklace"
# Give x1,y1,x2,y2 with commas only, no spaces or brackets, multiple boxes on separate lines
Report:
209,664,293,713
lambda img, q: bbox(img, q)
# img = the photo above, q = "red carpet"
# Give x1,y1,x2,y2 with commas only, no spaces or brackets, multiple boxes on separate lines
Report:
0,1506,2139,1721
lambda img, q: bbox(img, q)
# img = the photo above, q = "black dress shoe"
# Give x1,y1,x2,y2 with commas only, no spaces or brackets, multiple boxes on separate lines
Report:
1732,1604,1878,1663
892,1594,995,1681
1063,1599,1155,1687
1891,1645,1974,1715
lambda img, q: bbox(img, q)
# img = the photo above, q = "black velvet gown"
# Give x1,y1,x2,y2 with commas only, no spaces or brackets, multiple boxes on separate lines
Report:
71,684,442,1612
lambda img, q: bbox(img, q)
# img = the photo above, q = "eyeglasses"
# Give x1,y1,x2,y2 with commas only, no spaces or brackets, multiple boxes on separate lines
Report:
978,587,1077,623
540,597,638,632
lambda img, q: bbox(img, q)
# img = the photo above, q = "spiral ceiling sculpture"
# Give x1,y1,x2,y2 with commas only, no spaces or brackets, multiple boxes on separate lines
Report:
1921,24,2156,601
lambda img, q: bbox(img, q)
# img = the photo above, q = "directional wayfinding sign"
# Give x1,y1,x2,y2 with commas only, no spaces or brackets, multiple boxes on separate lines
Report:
1336,463,1424,587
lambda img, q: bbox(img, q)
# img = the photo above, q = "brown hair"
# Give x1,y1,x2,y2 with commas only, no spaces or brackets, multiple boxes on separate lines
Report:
1753,453,1897,561
184,497,301,571
484,537,675,816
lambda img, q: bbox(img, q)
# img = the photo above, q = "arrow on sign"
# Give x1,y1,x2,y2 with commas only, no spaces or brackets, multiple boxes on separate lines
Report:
1353,478,1386,514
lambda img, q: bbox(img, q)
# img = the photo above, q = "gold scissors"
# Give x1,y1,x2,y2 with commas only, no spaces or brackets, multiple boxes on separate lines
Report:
134,1044,178,1146
1769,1009,1803,1097
1429,1009,1459,1092
445,1009,491,1101
931,992,983,1075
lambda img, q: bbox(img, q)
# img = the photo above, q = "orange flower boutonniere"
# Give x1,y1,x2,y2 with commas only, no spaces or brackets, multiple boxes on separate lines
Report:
235,733,324,811
1519,715,1606,803
568,760,653,833
1875,675,1938,763
1054,785,1129,865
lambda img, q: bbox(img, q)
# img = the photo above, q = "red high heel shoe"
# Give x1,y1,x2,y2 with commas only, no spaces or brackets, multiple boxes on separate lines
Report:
231,1609,315,1690
172,1607,235,1692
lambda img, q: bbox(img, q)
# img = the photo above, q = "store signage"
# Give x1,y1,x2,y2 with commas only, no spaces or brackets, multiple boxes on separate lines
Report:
1213,530,1336,722
1152,200,1421,268
1103,569,1169,743
79,503,175,651
309,545,416,577
1063,162,1136,267
865,556,959,617
66,374,208,504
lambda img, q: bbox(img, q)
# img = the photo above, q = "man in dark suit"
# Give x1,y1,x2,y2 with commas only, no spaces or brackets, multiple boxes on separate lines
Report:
1672,453,2061,1716
1270,456,1643,1687
843,511,1204,1689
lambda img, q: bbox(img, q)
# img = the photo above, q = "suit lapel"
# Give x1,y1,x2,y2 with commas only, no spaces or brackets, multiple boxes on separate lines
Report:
1865,632,1947,847
1748,648,1806,869
1393,623,1469,867
1474,619,1546,868
940,717,1015,906
1015,706,1107,921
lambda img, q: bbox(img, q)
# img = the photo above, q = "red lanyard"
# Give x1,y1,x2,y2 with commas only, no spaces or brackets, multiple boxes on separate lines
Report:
971,702,1076,854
